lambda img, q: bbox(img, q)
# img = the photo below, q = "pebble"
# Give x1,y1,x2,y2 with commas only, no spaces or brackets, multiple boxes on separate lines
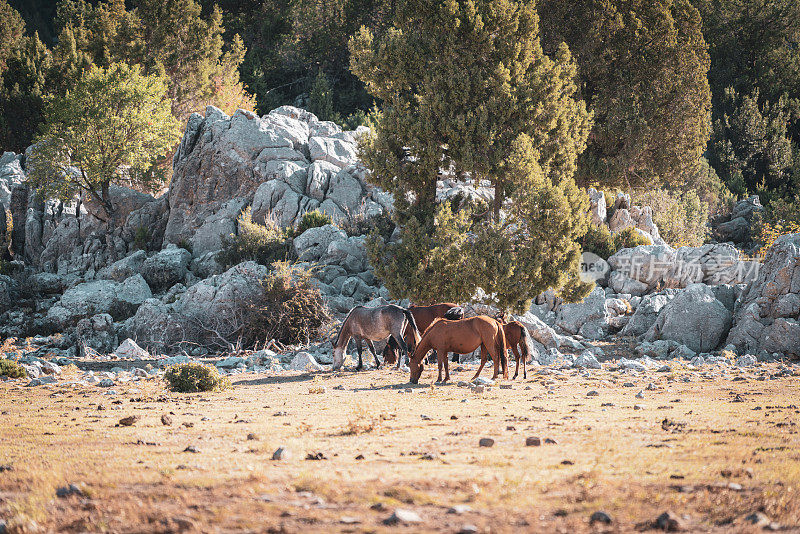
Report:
655,511,685,531
98,378,115,387
56,483,85,498
118,415,139,426
247,433,259,441
623,381,635,387
525,437,541,447
499,384,512,389
448,505,473,514
586,390,599,397
458,525,478,534
161,414,173,426
272,447,289,460
635,390,645,399
544,438,557,444
183,445,199,453
384,509,422,525
590,511,612,524
471,385,485,394
633,404,644,410
478,438,495,447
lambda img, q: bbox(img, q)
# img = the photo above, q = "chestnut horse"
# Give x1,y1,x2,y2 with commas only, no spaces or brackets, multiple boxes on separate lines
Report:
500,320,534,380
409,316,508,384
383,303,463,367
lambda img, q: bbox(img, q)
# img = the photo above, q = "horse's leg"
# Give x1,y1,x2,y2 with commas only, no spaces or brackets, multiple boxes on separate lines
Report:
471,344,489,381
436,351,443,383
366,339,380,369
511,344,521,380
490,341,501,380
397,336,411,369
428,349,437,365
392,335,403,370
355,339,364,371
451,352,459,363
444,352,451,383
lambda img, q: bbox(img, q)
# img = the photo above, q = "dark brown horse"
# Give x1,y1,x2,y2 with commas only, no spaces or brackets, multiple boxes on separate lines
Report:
500,320,533,379
383,303,463,367
409,316,508,384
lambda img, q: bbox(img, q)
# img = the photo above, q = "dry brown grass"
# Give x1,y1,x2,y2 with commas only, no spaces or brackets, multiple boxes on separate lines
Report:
0,361,798,532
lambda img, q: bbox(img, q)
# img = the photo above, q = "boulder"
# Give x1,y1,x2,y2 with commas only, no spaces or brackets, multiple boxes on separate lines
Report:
140,245,191,292
587,188,606,225
645,283,732,353
620,293,675,337
574,350,602,369
114,338,150,360
293,224,347,261
726,233,800,357
97,250,148,282
325,169,364,215
48,274,152,328
287,351,325,371
555,287,611,340
76,313,118,353
0,152,26,207
308,136,358,169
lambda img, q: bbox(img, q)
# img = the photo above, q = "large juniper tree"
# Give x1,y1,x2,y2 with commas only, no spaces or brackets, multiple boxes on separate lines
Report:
350,0,592,312
537,0,712,190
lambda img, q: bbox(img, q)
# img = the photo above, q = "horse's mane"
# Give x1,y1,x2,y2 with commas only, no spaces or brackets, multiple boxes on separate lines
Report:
333,306,361,348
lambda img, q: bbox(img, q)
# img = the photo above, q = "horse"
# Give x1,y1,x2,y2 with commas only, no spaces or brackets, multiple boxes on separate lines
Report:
408,316,508,384
332,304,420,371
500,320,534,380
383,303,464,367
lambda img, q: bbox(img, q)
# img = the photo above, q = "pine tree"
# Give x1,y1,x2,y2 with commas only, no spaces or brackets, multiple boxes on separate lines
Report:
538,0,712,190
351,0,592,312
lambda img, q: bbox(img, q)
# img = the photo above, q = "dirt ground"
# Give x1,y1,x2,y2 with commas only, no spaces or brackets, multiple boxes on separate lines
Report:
1,360,800,533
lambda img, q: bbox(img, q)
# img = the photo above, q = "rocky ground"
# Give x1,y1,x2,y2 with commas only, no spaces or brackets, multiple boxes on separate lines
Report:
1,347,799,533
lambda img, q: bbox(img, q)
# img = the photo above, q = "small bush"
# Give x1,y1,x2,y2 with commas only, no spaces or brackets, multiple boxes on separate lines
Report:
218,207,295,268
297,209,333,235
752,196,800,257
613,226,653,249
339,211,396,240
579,225,617,259
634,188,709,247
164,362,230,392
177,238,193,254
245,261,331,345
134,226,151,250
0,359,27,378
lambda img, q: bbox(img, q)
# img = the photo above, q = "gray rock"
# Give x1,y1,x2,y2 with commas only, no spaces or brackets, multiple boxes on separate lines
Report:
48,274,152,328
308,136,358,169
645,284,732,353
140,245,191,292
97,250,148,282
736,354,757,367
114,338,150,360
287,351,325,371
383,509,422,525
294,224,348,261
574,350,601,369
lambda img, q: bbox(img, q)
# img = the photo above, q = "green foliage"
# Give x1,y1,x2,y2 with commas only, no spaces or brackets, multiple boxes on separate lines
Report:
246,261,331,345
26,62,180,223
297,208,333,235
164,362,231,392
218,207,294,268
0,358,26,378
0,0,26,79
134,226,151,251
538,0,712,190
634,188,709,247
177,238,193,254
751,194,800,256
580,225,617,260
708,88,795,198
307,70,336,122
613,226,653,250
353,1,591,312
339,211,395,240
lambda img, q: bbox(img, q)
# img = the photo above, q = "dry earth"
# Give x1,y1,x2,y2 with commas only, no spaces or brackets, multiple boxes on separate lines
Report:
1,359,800,533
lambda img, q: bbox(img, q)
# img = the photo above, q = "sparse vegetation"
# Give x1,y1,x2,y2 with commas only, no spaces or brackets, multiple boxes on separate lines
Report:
218,208,295,268
634,188,709,247
134,226,150,251
579,225,617,260
0,358,25,378
613,226,653,250
164,362,230,392
296,209,332,235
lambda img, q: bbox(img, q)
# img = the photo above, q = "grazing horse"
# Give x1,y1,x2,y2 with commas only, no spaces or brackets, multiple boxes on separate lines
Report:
332,305,420,371
409,316,508,384
383,303,463,367
500,320,534,380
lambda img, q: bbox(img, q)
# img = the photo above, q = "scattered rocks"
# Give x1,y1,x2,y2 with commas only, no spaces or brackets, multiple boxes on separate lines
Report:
590,511,613,524
118,415,139,427
383,509,422,525
272,447,290,460
478,438,495,447
655,511,685,531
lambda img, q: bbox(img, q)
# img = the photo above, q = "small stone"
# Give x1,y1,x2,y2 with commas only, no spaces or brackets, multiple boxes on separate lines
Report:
586,390,599,397
727,482,742,491
590,511,613,524
340,516,361,524
657,365,672,372
383,509,422,525
744,512,770,527
272,447,290,460
56,483,85,498
478,438,495,447
623,381,636,387
544,438,557,444
636,390,645,399
183,445,199,453
98,378,115,387
655,511,685,531
448,505,473,514
161,414,173,426
526,436,541,447
471,385,485,394
118,415,139,426
247,433,259,441
634,404,645,410
458,525,478,534
499,384,512,389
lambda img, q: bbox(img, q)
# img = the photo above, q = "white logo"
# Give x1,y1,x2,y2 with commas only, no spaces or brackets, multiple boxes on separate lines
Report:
580,252,610,283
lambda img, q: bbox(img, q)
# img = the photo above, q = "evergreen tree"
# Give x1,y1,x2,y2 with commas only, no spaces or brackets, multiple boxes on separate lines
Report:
27,62,181,224
351,0,592,312
0,0,26,81
538,0,712,190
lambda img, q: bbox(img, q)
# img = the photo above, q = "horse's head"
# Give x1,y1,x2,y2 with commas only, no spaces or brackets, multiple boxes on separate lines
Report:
409,360,424,384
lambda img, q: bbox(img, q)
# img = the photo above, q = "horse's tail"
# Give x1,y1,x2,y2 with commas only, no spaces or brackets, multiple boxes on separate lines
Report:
403,308,421,344
519,323,533,363
496,320,509,373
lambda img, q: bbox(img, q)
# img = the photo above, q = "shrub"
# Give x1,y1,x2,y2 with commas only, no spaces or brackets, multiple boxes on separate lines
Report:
245,262,331,345
633,188,709,247
218,207,294,268
297,209,333,235
177,238,193,254
164,362,230,392
134,226,151,250
0,359,26,378
613,226,653,249
339,211,396,240
579,225,617,259
752,195,800,257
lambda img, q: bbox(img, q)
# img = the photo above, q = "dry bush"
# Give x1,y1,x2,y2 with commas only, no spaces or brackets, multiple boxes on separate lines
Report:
164,363,231,392
0,358,26,378
245,262,331,346
218,208,294,268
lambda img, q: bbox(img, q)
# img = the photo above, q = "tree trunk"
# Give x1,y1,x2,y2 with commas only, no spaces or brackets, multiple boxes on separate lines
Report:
493,179,504,221
100,180,116,227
